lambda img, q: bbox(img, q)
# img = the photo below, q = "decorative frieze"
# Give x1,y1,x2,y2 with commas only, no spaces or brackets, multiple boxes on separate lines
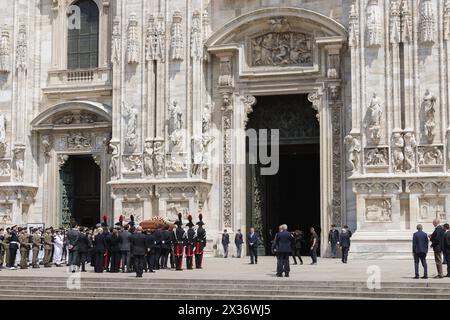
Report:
364,147,389,167
418,146,443,166
0,27,10,73
170,11,184,61
122,155,142,173
67,132,91,149
418,197,446,222
126,13,139,64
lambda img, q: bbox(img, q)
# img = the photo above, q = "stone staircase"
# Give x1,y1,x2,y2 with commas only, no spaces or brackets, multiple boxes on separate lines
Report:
0,276,449,300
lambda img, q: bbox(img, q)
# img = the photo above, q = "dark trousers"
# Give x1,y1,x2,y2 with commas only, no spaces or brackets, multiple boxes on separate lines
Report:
134,255,145,277
223,244,229,258
68,250,78,271
277,253,290,275
195,253,203,268
146,251,156,271
249,245,258,264
292,248,303,264
154,248,161,269
94,252,104,273
169,248,175,268
121,251,131,271
76,252,87,271
160,248,169,268
341,246,350,263
8,247,17,268
414,253,428,277
110,251,120,273
310,246,318,263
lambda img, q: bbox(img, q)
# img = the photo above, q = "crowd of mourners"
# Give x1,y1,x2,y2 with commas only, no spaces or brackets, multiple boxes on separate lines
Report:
0,213,207,277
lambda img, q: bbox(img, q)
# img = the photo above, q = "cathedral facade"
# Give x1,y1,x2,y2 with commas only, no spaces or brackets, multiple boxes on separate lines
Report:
0,0,449,258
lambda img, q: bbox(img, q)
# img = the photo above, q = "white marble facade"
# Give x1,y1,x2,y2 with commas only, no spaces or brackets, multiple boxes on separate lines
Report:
0,0,449,258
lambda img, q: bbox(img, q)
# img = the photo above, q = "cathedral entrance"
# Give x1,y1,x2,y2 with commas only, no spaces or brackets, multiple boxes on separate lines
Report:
60,155,101,228
246,94,321,256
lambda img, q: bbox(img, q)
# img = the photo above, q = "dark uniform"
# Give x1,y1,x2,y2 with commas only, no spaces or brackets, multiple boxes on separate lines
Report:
160,227,171,269
130,230,147,278
185,216,195,270
145,230,156,272
173,213,185,270
93,231,107,273
8,229,18,268
272,229,295,277
195,214,206,269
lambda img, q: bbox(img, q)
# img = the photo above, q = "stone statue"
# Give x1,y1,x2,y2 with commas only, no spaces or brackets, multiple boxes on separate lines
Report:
111,17,121,65
366,0,382,47
202,104,211,133
126,14,139,64
392,133,405,172
143,141,154,176
0,114,6,156
365,148,388,166
123,102,138,149
169,100,183,131
423,90,436,143
366,93,382,144
153,141,165,176
404,132,417,171
13,148,24,182
109,143,120,178
345,135,361,173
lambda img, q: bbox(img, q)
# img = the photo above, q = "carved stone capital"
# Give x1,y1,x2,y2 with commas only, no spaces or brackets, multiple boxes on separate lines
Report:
241,95,257,127
307,88,323,123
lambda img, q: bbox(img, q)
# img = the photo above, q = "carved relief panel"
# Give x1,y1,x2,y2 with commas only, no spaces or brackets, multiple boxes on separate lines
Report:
365,198,392,222
418,197,446,222
122,201,144,224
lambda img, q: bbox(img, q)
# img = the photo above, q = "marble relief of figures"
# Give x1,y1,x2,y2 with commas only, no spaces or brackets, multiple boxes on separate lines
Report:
170,11,184,61
0,160,11,176
123,102,138,150
123,155,142,173
67,132,91,149
419,0,436,44
0,28,10,73
13,148,24,182
153,141,165,176
251,32,312,67
392,132,417,172
365,199,392,222
345,135,361,173
126,13,139,64
168,101,183,148
143,141,154,176
403,132,417,171
365,93,383,145
422,90,436,144
365,148,388,166
366,0,382,47
392,133,405,172
418,146,443,166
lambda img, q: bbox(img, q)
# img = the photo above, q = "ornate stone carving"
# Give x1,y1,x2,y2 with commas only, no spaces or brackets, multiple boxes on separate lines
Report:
250,30,312,67
166,156,187,173
222,107,233,229
308,89,322,123
0,27,10,73
419,0,435,44
348,2,359,48
153,141,165,176
109,142,120,179
0,204,12,224
354,181,402,194
122,202,143,224
366,0,382,47
123,102,138,150
54,112,101,125
191,135,214,176
92,154,101,167
444,0,450,41
418,146,443,166
392,132,417,172
126,13,139,64
364,148,388,166
15,23,27,71
143,140,154,176
191,10,202,60
123,155,142,173
419,197,446,222
364,93,383,145
41,134,51,158
365,198,392,222
218,58,233,87
170,11,183,61
111,17,121,65
0,114,7,157
166,201,189,224
168,100,183,148
390,0,401,44
404,132,417,171
146,14,166,62
0,160,11,176
422,90,436,144
345,135,361,173
13,147,24,182
242,95,257,127
202,104,211,133
67,132,91,149
400,0,412,43
57,154,69,169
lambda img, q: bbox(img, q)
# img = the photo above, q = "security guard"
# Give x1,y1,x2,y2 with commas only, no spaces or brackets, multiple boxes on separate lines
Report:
19,228,30,269
31,229,42,268
194,214,206,269
185,215,196,270
173,213,185,271
43,229,53,267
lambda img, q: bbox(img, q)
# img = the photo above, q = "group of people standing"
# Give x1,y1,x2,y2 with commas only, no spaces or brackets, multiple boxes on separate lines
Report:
0,213,207,278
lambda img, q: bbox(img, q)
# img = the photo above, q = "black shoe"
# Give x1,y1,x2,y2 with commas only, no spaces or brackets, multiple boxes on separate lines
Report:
72,270,76,273
414,276,419,279
276,273,282,277
284,273,289,277
81,270,87,272
421,276,428,279
293,262,298,265
434,275,444,279
250,262,254,265
149,270,155,273
445,274,450,278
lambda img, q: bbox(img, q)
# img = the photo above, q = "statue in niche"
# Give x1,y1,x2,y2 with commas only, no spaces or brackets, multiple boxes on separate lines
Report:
0,114,6,156
123,102,138,149
365,148,388,166
153,141,165,176
404,132,417,171
109,143,120,178
392,133,405,172
143,141,154,176
365,93,382,144
345,135,361,173
419,146,443,165
423,90,436,143
202,104,211,133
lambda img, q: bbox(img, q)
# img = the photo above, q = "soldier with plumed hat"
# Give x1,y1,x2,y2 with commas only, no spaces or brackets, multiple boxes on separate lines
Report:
173,213,185,270
185,215,196,270
128,215,135,228
195,214,206,269
115,215,124,228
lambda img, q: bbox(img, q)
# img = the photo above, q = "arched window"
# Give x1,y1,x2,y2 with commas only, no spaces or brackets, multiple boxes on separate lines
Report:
67,0,99,69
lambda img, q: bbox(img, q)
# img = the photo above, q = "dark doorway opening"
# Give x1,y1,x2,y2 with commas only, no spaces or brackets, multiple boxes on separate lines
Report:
246,94,321,256
60,155,101,228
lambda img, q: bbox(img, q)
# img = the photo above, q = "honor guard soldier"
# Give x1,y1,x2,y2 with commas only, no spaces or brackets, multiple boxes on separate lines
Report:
173,213,185,270
195,214,206,269
18,228,30,269
43,228,53,267
160,224,171,269
185,215,196,270
31,229,41,268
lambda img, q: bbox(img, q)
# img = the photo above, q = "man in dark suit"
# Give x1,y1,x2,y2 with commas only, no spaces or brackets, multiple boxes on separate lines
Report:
328,225,340,258
130,226,147,278
339,225,352,264
310,227,319,265
152,225,162,270
234,229,244,258
66,225,80,273
160,224,171,269
430,219,445,278
413,224,429,279
145,228,156,273
76,228,89,272
272,224,295,277
443,223,450,277
93,227,107,273
248,227,259,264
222,230,230,258
119,225,132,273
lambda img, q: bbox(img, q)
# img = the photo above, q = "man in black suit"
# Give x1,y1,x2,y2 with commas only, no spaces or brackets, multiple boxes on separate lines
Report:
272,224,295,277
76,227,90,272
443,223,450,277
413,224,429,279
339,225,352,264
328,225,340,258
160,224,171,269
222,230,230,258
152,225,162,270
66,225,80,273
93,228,107,273
119,225,132,273
234,229,244,258
145,228,156,273
248,227,259,264
430,219,445,278
130,226,147,278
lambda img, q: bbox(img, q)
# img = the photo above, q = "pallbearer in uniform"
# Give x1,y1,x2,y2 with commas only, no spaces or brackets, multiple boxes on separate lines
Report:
185,215,195,270
194,214,206,269
160,224,171,269
43,228,53,267
18,228,30,269
31,229,41,268
173,213,185,271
